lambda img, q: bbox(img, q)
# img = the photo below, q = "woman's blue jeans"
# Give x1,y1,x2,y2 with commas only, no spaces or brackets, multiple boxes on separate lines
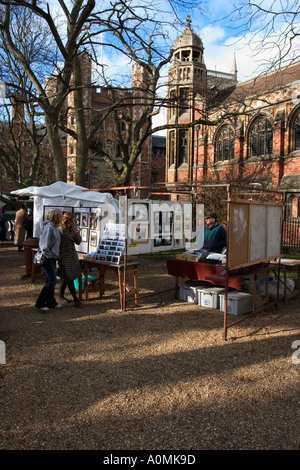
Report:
35,257,58,309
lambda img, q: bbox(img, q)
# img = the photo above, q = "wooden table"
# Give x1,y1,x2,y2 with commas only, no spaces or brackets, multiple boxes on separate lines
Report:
273,258,300,302
79,258,139,310
167,258,282,340
166,258,242,297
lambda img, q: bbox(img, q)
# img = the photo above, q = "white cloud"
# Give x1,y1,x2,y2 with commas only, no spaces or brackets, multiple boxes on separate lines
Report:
201,25,226,44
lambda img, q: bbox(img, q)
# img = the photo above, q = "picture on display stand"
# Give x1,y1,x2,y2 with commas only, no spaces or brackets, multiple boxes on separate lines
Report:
90,230,98,247
81,212,89,227
89,208,102,230
74,212,81,226
71,207,90,253
131,222,149,244
81,228,88,243
131,202,149,222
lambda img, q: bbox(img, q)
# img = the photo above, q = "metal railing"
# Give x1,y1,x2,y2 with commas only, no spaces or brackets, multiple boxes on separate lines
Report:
282,218,300,252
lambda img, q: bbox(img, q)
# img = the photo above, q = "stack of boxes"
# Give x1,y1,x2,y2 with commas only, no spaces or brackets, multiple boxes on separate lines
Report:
179,281,253,316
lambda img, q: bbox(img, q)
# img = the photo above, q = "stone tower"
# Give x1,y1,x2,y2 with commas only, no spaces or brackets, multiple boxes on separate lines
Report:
166,15,207,187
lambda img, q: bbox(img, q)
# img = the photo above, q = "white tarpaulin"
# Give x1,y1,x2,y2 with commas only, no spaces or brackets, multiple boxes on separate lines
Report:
11,181,119,238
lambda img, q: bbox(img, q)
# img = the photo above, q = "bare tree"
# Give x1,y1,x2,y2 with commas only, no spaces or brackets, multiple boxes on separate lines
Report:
0,0,96,184
227,0,300,72
0,7,53,188
0,0,205,188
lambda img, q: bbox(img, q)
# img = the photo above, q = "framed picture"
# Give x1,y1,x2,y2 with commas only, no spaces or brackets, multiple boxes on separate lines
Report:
81,228,88,243
154,237,162,247
74,212,81,226
94,214,101,230
81,212,89,227
174,223,182,235
90,230,98,247
174,238,181,248
131,202,149,222
131,222,149,244
89,212,95,229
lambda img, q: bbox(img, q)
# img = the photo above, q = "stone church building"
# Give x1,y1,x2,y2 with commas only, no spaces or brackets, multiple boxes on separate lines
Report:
2,16,300,223
166,16,300,218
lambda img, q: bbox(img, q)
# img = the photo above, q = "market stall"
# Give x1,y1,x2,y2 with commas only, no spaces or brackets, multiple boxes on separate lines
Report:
11,181,119,253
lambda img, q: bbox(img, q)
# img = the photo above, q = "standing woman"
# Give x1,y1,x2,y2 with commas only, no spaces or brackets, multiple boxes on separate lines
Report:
14,204,28,252
35,209,63,312
58,212,82,307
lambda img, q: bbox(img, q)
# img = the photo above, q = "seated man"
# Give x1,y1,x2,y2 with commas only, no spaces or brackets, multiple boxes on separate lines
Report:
195,211,227,257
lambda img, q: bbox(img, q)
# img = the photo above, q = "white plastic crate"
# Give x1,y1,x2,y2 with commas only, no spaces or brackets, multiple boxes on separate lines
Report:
198,287,226,309
219,292,253,316
179,281,204,303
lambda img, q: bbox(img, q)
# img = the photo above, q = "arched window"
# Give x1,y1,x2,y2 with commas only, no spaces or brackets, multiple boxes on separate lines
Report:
169,131,175,166
170,90,176,117
249,116,273,157
287,195,300,218
179,88,189,115
179,129,188,165
215,125,235,162
293,112,300,150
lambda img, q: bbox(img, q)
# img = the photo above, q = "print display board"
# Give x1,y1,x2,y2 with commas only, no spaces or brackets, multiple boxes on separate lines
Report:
228,200,282,270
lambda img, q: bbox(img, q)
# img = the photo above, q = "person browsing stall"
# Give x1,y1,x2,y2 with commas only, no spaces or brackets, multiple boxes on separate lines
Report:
57,212,82,307
35,209,63,312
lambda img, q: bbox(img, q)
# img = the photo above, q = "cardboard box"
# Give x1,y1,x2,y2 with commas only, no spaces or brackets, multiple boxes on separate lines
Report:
219,292,253,315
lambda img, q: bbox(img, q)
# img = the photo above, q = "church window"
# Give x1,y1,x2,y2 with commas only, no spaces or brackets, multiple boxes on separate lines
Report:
169,131,175,165
215,125,235,162
170,90,176,117
287,194,300,218
249,116,273,157
179,129,188,165
293,113,300,150
179,88,189,115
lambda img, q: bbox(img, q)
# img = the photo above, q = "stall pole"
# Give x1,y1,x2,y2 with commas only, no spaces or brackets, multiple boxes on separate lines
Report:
224,185,231,340
119,194,128,311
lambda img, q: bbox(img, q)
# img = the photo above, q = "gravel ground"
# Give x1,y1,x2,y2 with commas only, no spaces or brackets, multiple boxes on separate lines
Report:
0,241,300,451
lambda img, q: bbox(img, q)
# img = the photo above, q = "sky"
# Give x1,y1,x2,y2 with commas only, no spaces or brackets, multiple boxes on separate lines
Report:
7,0,297,132
152,0,300,133
99,0,299,83
96,0,300,133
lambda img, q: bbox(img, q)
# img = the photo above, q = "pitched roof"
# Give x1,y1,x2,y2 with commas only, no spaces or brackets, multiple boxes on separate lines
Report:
211,61,300,108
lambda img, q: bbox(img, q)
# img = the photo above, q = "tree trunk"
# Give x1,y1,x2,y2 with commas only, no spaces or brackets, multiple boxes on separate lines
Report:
45,116,67,182
73,58,89,187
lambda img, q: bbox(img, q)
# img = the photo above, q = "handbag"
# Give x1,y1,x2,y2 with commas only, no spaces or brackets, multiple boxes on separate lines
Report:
34,248,44,266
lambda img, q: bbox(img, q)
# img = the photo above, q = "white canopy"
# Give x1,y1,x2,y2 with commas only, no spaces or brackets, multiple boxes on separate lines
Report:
11,181,117,206
11,181,119,238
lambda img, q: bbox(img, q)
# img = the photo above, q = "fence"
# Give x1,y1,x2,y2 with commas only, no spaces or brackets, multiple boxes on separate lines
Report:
282,218,300,253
